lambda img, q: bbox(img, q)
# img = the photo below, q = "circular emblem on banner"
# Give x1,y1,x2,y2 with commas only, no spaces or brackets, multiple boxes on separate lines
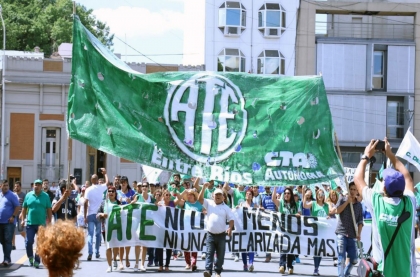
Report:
164,73,247,163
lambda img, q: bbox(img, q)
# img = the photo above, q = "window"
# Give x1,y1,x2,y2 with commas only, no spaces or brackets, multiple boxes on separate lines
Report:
217,48,246,72
373,51,385,89
218,1,246,36
387,97,405,139
258,3,286,37
257,50,285,75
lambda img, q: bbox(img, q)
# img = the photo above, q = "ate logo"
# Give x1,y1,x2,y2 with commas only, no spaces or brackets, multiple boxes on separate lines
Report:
164,73,247,163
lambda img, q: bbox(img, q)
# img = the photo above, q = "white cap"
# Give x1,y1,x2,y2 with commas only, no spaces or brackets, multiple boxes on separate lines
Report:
214,188,224,195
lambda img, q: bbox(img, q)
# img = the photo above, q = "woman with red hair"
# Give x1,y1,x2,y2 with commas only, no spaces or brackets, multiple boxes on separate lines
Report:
37,220,84,277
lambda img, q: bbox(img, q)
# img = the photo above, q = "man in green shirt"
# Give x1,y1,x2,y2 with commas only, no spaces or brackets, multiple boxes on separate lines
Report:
355,138,416,277
21,179,52,268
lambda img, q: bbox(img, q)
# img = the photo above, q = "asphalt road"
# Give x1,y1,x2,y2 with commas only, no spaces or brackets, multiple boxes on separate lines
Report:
2,234,420,277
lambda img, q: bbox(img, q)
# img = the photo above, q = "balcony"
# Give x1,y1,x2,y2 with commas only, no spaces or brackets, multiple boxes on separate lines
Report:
37,164,64,182
316,20,414,40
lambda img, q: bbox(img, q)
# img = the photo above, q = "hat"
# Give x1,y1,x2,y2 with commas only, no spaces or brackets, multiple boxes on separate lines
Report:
214,188,224,195
34,179,42,184
383,168,405,197
183,189,199,201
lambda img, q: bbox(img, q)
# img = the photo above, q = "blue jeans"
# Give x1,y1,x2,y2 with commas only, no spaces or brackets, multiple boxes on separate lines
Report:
147,248,158,265
87,214,101,255
336,234,358,277
0,223,15,263
279,254,294,269
314,256,322,269
241,252,254,265
26,225,41,263
205,232,226,274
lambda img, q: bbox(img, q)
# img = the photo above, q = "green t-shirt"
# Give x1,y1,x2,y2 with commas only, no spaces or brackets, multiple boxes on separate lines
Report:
204,187,216,200
372,194,413,276
184,201,203,212
23,191,52,225
168,185,185,194
311,202,329,217
168,185,185,201
232,189,246,207
279,198,300,215
136,193,155,204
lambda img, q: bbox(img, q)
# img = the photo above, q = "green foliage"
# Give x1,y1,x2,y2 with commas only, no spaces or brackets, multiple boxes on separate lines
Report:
0,0,114,56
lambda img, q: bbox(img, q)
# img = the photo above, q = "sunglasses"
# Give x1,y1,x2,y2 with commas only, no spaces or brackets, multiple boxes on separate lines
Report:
108,190,115,193
142,185,148,188
164,194,170,196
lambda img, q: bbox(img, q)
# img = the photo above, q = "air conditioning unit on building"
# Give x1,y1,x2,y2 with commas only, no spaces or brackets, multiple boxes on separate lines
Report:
225,26,240,37
264,28,280,38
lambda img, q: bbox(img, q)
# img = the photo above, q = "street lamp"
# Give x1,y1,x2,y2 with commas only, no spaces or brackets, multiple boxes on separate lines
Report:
0,5,5,181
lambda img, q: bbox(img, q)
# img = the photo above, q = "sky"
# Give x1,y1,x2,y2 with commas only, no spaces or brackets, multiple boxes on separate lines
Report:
78,0,204,66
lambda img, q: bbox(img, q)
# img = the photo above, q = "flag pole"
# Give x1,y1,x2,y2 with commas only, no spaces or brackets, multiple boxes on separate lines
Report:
65,1,77,221
334,132,362,252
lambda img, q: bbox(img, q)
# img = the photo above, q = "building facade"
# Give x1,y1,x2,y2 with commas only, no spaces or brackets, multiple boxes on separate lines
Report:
296,0,420,178
1,52,204,190
205,0,300,75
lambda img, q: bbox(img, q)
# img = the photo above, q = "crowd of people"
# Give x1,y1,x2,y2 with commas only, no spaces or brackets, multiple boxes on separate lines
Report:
0,138,416,277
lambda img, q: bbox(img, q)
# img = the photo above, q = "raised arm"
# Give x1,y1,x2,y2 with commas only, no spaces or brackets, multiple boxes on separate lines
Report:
335,196,352,214
198,182,209,205
174,190,185,207
192,177,201,192
223,182,230,191
272,187,280,207
354,139,377,196
385,138,414,193
99,168,108,186
52,190,70,213
302,190,313,209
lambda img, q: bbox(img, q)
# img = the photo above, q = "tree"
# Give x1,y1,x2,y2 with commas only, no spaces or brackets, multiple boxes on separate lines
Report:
0,0,114,56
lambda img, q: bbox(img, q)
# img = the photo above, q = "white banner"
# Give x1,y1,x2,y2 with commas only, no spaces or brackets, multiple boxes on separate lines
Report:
396,129,420,172
105,203,371,257
344,167,356,183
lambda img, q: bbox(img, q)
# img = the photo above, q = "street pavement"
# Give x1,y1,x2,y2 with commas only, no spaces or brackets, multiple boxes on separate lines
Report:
2,234,420,277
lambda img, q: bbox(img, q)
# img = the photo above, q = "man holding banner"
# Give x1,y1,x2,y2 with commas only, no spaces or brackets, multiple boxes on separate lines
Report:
199,182,234,277
355,138,416,277
334,181,363,277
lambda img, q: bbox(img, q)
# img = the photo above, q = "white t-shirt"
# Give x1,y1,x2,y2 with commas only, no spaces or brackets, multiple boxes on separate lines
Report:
203,199,234,234
85,184,107,216
78,197,86,216
363,187,417,277
77,197,86,227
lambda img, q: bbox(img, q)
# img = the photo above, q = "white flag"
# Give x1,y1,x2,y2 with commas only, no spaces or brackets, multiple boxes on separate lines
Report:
396,129,420,172
141,165,163,184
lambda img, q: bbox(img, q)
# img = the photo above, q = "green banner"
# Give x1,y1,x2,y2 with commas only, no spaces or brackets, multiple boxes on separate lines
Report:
67,17,344,185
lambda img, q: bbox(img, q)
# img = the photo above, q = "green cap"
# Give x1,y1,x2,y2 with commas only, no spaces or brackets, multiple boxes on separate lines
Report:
34,179,43,184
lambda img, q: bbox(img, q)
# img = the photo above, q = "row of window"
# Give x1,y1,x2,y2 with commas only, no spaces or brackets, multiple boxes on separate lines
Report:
218,1,287,37
217,49,286,75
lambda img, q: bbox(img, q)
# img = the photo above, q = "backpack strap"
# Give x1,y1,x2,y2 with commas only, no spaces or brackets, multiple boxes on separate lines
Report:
383,196,410,260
